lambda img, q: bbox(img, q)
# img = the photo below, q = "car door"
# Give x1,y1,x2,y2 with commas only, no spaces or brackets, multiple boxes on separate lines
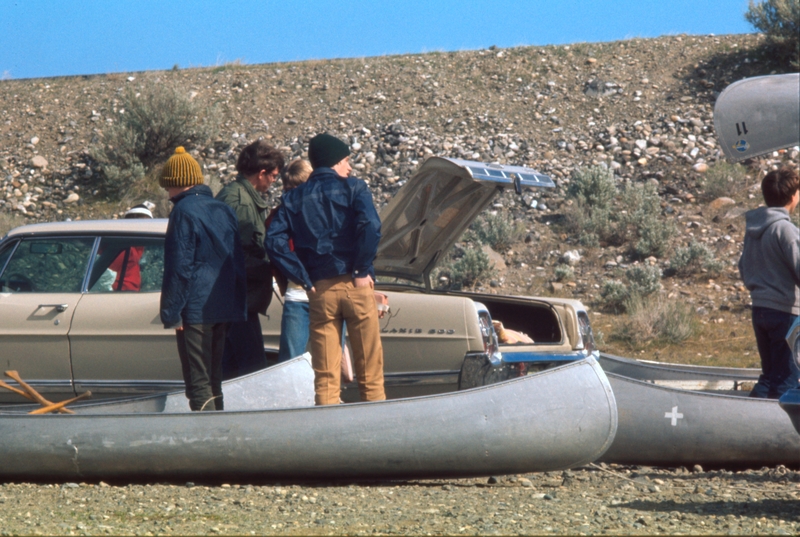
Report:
0,235,94,403
68,235,183,398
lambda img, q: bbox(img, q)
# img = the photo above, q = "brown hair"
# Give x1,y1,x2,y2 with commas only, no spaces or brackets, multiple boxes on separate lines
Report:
761,167,800,207
282,159,313,191
236,140,285,177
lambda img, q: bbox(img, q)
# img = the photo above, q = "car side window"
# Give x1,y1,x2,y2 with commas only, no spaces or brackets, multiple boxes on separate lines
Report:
88,237,165,293
0,237,95,293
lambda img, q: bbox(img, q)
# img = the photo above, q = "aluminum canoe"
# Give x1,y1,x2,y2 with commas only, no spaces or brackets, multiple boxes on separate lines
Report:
598,370,800,468
599,352,758,392
713,73,800,162
0,354,316,414
779,389,800,436
0,357,616,481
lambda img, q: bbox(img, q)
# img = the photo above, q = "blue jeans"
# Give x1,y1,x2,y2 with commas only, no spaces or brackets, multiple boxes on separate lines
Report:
278,300,310,362
221,312,267,380
750,306,800,399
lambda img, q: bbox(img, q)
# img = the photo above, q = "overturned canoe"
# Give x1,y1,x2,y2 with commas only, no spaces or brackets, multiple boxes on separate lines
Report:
597,355,800,468
0,357,616,481
0,354,316,414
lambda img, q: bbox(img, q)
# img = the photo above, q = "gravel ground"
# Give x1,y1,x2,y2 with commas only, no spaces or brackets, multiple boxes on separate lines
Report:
1,464,798,535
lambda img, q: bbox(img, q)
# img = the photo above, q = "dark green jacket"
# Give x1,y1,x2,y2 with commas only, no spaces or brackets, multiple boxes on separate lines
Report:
216,176,272,314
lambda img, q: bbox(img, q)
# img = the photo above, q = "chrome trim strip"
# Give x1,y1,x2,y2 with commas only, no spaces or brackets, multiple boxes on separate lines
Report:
81,236,102,292
73,380,184,394
501,351,586,363
0,380,73,389
346,370,460,388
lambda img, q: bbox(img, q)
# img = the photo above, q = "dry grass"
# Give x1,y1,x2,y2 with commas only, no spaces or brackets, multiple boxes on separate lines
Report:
596,307,760,369
0,212,27,236
612,295,697,345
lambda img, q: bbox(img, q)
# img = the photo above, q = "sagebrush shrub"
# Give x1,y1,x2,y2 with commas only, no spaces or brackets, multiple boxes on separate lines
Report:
617,295,697,345
554,264,574,282
700,161,749,201
566,165,617,209
599,264,662,312
621,182,675,258
563,167,673,257
626,265,662,297
435,246,495,290
91,83,218,198
467,212,525,252
600,279,629,312
670,240,725,277
745,0,800,67
563,166,623,247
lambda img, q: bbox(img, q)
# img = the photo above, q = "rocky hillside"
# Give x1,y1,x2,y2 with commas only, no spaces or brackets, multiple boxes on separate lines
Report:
0,33,798,362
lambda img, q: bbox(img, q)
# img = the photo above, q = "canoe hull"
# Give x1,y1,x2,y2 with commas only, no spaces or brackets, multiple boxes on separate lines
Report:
0,357,617,481
713,73,800,162
600,372,800,468
779,389,800,436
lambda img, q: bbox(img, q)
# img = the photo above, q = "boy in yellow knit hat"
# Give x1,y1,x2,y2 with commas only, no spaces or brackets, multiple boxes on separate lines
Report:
159,147,247,411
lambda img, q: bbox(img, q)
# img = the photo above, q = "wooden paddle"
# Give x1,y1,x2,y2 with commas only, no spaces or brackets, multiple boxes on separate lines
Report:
4,370,74,414
28,391,92,415
0,379,34,400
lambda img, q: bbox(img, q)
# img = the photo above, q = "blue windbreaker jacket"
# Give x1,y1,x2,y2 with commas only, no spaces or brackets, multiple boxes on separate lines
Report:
160,185,247,328
265,168,381,290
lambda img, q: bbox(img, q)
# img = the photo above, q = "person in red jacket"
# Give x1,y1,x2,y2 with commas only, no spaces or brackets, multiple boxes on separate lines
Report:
107,202,155,291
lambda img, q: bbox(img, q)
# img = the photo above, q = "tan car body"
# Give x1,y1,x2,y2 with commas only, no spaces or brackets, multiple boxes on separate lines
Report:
0,158,594,402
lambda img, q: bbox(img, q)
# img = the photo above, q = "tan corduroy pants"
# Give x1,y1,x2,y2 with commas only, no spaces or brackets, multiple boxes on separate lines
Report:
308,275,386,405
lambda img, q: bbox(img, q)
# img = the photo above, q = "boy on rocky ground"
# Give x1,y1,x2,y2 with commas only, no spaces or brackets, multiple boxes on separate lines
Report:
739,166,800,399
266,134,385,405
216,140,284,379
160,147,247,411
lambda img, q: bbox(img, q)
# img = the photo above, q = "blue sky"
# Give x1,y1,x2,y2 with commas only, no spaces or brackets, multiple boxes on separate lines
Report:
1,0,754,80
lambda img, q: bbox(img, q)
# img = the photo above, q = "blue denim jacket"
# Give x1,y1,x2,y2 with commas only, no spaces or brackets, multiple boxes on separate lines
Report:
265,168,381,290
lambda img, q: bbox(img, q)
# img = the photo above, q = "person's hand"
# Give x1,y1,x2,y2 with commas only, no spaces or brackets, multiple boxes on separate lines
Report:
175,325,184,332
309,286,316,294
354,275,374,289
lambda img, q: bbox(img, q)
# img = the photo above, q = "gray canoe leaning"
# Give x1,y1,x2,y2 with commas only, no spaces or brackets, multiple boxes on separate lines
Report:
597,354,800,468
714,73,800,162
0,357,617,481
0,354,316,414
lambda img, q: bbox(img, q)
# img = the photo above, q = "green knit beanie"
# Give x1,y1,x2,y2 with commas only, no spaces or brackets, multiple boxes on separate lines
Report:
308,133,350,169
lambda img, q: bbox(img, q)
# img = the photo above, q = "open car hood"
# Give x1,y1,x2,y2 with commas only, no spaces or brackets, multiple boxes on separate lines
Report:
714,73,800,162
375,157,554,285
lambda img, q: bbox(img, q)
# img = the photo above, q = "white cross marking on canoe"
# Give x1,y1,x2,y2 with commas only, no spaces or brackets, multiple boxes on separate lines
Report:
664,406,683,426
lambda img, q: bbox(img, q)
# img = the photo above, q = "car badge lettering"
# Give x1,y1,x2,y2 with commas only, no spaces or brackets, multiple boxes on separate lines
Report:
381,328,454,334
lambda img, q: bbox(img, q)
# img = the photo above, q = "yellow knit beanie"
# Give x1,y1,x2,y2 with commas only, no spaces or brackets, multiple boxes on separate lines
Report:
159,147,204,188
